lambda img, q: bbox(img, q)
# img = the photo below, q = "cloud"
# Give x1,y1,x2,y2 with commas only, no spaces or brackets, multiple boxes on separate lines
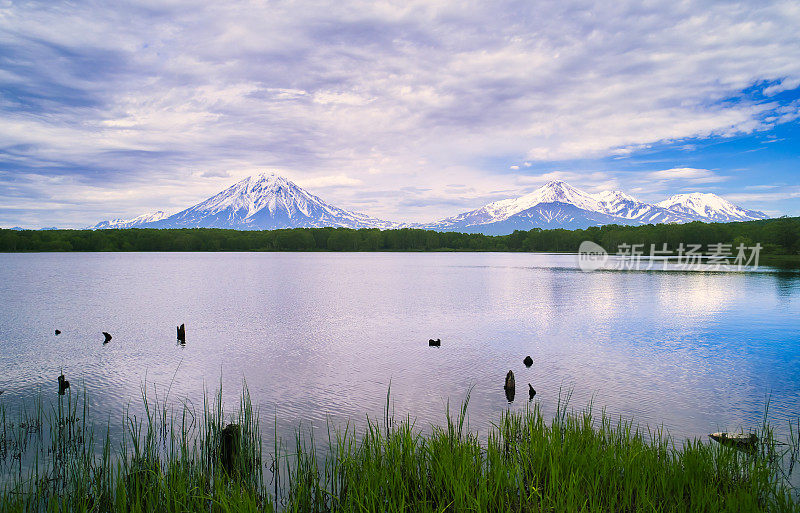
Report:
724,187,800,203
647,168,729,184
200,169,231,178
1,0,799,226
296,174,363,188
764,78,800,96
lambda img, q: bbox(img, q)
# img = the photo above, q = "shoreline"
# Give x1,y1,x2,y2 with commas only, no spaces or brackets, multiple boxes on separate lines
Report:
1,386,798,511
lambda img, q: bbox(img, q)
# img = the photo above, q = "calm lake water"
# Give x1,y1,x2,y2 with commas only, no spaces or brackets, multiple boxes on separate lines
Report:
0,252,799,446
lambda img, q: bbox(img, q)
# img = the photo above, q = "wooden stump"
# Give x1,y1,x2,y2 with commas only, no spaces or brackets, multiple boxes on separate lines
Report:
220,423,241,476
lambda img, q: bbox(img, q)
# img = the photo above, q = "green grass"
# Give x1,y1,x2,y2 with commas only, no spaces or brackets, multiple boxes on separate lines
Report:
0,386,798,512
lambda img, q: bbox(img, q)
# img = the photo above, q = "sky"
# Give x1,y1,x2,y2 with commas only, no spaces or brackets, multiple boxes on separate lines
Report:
0,0,799,228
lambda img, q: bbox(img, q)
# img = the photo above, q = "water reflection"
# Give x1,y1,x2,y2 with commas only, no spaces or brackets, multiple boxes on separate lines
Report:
0,252,797,451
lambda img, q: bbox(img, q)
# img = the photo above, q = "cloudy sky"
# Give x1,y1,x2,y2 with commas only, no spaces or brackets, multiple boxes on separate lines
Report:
1,0,799,228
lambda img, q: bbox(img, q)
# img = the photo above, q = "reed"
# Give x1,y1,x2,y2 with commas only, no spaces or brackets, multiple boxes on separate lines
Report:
0,385,797,512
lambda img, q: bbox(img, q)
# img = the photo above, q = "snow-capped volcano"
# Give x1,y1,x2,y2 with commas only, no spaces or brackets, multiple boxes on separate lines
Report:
421,181,769,234
593,190,696,224
656,193,770,222
421,181,618,234
92,173,396,230
482,180,603,220
90,210,171,229
91,174,769,234
150,173,396,230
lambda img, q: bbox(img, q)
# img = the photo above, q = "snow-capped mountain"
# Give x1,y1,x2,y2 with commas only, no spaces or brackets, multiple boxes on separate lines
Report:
656,193,770,222
593,191,696,224
420,180,768,234
90,210,171,229
93,173,396,230
91,174,769,234
421,181,620,234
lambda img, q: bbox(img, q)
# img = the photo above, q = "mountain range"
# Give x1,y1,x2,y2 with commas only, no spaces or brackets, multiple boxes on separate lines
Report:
90,172,769,235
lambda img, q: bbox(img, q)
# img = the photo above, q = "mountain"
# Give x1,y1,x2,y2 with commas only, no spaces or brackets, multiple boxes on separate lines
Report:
420,181,769,234
593,190,696,224
656,193,770,223
421,181,623,234
91,174,769,234
97,173,397,231
91,211,171,229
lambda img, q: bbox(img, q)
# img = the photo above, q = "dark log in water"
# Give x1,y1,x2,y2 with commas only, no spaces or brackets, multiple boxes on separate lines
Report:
58,374,70,395
220,423,241,476
504,370,516,402
504,370,515,391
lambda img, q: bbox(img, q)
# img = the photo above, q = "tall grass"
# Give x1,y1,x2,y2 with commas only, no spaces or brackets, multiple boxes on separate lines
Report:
0,383,267,512
0,385,798,512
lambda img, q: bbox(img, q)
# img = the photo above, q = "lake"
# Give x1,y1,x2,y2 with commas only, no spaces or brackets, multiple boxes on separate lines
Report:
0,252,798,446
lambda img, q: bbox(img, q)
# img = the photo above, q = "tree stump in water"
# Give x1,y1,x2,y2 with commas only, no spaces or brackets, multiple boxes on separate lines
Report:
504,370,515,390
504,370,515,402
220,423,241,476
58,374,70,395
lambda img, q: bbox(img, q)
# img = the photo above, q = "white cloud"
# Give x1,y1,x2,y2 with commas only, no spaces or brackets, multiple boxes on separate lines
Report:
725,187,800,203
313,91,374,106
647,168,729,184
296,174,364,188
764,78,800,96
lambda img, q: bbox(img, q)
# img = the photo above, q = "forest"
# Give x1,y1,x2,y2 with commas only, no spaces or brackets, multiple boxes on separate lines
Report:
1,217,798,258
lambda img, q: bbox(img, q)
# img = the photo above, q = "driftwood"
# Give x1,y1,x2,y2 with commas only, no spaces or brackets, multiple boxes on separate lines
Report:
709,432,758,451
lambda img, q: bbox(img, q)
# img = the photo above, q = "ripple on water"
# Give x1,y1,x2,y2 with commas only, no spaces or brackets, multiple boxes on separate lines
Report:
0,252,798,446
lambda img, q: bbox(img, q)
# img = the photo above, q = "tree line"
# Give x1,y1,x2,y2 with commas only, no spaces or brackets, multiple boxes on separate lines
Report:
1,217,798,255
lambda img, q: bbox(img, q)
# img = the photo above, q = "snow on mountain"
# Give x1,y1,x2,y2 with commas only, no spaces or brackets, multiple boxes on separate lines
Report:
423,181,769,234
656,193,770,222
424,203,624,235
593,190,696,224
90,174,770,234
91,210,171,229
145,172,396,230
423,181,604,231
483,180,603,219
